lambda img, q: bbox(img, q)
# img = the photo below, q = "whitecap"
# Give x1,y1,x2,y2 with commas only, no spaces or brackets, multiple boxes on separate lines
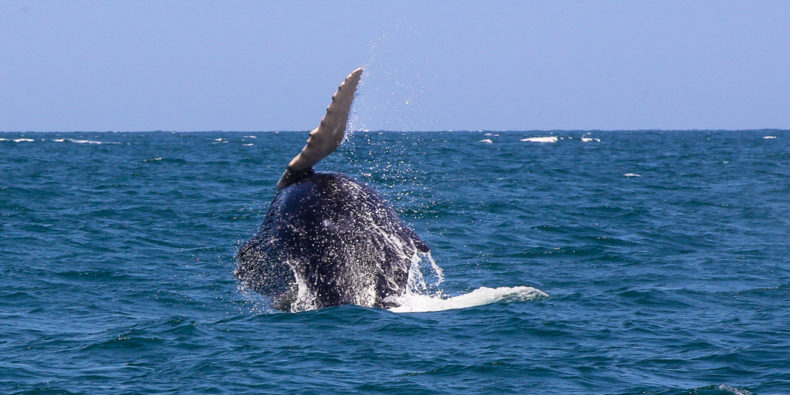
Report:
389,286,547,313
0,138,8,142
245,135,257,139
243,143,254,147
762,135,777,139
13,138,34,142
484,132,492,136
581,137,601,142
521,136,557,143
624,173,641,177
479,139,493,144
55,138,117,145
68,139,103,144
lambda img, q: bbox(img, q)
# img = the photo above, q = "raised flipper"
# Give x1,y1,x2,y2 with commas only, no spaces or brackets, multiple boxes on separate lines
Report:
277,68,363,189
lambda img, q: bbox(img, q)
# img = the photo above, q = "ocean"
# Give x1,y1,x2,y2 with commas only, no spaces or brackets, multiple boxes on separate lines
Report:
1,130,788,394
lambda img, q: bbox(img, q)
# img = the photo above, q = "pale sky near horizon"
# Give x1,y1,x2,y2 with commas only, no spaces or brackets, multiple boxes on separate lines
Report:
1,1,789,131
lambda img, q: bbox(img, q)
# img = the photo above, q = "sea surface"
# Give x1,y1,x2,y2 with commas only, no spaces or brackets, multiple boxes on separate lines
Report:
1,130,788,394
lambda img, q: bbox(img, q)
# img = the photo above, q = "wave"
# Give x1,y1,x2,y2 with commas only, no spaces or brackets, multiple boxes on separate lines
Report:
389,286,547,313
521,136,558,143
53,138,114,145
5,138,35,142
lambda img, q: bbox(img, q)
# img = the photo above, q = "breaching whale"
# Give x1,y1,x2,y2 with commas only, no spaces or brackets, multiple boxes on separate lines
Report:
235,68,430,311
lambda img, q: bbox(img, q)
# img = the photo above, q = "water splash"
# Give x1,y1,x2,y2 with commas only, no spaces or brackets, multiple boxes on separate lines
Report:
288,263,318,313
261,249,546,314
405,251,444,295
387,250,547,313
389,286,548,313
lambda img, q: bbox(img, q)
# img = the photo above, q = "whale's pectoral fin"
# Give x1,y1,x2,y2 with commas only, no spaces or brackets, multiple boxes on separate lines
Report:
277,68,363,189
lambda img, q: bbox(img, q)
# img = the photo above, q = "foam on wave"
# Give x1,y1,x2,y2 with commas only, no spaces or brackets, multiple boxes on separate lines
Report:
386,251,546,313
53,138,113,144
521,136,558,143
389,286,548,313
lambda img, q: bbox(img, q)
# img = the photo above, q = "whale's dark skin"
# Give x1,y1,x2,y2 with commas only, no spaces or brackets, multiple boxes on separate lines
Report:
234,67,429,310
235,171,429,310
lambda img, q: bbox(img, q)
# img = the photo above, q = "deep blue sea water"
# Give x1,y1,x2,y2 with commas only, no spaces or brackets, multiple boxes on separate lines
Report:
1,130,788,394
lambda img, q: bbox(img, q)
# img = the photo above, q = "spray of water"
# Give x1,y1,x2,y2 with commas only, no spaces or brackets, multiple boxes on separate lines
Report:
388,251,547,313
237,23,547,314
268,247,546,314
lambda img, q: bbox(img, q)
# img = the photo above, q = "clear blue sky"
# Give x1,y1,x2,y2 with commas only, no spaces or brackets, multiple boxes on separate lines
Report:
2,1,788,131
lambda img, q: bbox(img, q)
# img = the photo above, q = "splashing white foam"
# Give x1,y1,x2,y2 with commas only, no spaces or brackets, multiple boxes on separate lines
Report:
406,251,444,294
521,136,558,143
240,222,545,313
13,138,34,142
389,286,548,313
479,139,493,144
762,135,776,139
289,262,318,312
387,251,546,313
581,137,601,142
624,173,641,177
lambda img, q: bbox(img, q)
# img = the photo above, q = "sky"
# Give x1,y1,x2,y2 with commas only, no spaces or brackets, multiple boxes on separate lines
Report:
1,1,789,131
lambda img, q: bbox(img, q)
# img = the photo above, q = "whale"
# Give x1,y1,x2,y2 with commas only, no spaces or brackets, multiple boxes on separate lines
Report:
235,68,430,311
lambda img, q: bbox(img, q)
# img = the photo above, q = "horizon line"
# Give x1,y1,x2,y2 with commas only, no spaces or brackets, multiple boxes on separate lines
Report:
1,128,788,133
